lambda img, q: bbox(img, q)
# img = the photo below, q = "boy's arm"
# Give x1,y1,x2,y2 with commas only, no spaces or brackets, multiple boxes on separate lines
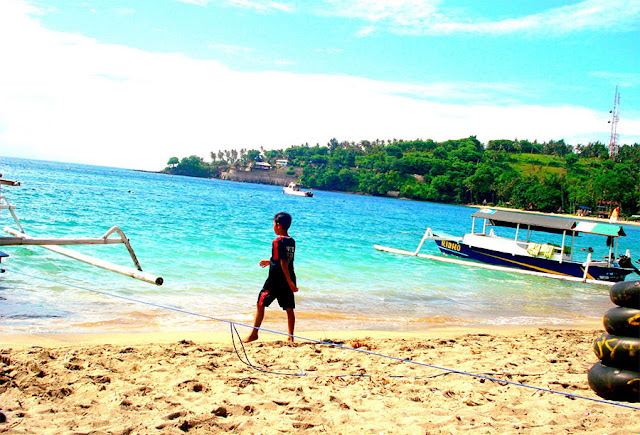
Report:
280,258,298,292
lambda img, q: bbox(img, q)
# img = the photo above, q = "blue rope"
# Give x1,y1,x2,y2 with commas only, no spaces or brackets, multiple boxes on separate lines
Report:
4,267,640,411
230,322,307,376
229,323,383,378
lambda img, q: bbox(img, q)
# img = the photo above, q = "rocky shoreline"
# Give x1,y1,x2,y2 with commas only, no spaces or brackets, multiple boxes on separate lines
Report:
219,167,300,186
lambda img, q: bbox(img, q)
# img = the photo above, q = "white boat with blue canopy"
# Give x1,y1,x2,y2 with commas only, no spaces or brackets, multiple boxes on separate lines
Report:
375,208,638,286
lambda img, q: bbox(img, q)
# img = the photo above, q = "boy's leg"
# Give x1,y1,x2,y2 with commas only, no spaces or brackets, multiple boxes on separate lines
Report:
285,308,295,342
243,304,265,343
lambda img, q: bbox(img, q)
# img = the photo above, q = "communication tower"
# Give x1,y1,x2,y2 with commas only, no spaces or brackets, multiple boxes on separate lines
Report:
608,86,620,159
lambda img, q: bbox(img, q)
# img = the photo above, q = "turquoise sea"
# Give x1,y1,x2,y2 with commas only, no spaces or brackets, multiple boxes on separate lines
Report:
1,157,638,334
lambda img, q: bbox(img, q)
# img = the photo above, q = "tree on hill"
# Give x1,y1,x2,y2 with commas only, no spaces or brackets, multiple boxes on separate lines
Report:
167,157,179,168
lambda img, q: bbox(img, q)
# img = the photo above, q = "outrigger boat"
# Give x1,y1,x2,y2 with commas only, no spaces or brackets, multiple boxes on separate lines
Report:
283,182,313,197
0,175,163,285
375,208,638,286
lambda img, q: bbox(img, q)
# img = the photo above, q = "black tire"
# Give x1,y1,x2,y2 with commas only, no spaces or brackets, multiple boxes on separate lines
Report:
593,333,640,371
588,362,640,402
603,307,640,338
610,280,640,309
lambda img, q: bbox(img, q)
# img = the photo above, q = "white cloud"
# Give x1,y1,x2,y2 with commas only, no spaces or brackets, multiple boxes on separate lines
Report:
230,0,293,13
355,25,377,37
1,0,638,172
591,72,640,89
322,0,440,25
319,0,640,36
172,0,640,36
175,0,293,13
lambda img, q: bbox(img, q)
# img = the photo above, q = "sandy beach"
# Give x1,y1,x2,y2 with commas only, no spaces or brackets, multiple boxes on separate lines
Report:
1,324,638,434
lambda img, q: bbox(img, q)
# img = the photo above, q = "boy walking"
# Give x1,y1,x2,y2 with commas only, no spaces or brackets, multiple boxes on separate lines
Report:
243,212,298,343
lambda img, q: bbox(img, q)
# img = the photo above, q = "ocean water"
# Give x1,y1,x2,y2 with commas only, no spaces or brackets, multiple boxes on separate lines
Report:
0,156,638,334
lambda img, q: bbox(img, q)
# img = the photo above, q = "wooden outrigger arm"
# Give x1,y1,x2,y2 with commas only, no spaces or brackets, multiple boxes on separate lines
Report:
0,176,163,286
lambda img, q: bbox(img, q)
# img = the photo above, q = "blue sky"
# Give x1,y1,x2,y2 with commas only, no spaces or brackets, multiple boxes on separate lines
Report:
0,0,639,170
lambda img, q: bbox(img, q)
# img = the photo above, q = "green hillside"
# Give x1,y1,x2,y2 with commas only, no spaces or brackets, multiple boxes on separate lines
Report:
164,137,640,216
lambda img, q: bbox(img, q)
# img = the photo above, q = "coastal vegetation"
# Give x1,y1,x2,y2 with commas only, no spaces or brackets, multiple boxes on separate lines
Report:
164,137,640,216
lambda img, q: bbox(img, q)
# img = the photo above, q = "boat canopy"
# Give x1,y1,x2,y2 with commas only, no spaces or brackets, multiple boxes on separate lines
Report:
472,209,574,234
572,221,626,237
471,209,625,237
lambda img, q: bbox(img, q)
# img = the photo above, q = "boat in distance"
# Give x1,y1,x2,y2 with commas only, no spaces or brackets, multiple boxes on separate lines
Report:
283,182,313,197
375,208,638,286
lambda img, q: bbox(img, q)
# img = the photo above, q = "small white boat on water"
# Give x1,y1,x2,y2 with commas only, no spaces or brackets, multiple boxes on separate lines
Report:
283,182,313,197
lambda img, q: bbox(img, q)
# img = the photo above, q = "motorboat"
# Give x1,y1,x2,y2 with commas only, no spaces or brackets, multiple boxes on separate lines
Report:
283,182,313,197
375,208,638,286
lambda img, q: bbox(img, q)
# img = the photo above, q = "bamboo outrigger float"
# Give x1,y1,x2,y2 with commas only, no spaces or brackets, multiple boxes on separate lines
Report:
0,176,163,285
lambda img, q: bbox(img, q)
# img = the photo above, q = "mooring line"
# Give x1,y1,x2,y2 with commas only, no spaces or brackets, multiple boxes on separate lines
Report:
4,267,640,411
229,322,307,377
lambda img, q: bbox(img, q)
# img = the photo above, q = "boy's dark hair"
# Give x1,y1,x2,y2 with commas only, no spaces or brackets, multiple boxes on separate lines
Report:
274,212,292,230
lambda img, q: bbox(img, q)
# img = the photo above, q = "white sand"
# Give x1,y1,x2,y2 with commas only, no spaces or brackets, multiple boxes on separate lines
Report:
1,325,638,434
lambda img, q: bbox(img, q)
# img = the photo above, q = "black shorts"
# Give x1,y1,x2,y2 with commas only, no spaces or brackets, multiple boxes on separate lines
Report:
257,287,295,310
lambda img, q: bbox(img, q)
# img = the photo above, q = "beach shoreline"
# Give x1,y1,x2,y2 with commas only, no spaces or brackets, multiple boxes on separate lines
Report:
0,320,605,349
0,315,606,348
4,322,638,434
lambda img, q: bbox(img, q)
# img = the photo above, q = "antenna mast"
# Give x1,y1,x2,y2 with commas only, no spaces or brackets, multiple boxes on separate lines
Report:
608,86,620,159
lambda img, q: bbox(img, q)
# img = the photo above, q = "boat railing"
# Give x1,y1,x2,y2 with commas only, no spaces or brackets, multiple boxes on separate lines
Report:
583,253,593,280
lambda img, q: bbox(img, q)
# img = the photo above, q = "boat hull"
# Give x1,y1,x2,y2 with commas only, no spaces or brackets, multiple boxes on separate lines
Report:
283,188,313,197
435,240,633,283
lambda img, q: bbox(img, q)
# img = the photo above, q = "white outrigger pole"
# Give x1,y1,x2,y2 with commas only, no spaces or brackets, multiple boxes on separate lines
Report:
0,176,163,286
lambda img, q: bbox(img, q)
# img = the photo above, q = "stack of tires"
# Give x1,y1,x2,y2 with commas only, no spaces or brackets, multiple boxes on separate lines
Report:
588,280,640,402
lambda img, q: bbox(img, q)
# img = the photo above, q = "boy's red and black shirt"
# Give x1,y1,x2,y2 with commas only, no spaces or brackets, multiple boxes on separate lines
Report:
264,236,296,291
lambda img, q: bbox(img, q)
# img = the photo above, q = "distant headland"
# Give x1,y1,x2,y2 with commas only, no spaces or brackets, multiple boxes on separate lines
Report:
161,136,640,219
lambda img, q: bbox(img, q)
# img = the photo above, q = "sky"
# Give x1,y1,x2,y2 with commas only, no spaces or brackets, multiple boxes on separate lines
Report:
0,0,639,170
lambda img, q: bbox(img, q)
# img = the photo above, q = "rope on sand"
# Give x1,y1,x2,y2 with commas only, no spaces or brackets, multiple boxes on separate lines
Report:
5,267,640,411
230,323,307,377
